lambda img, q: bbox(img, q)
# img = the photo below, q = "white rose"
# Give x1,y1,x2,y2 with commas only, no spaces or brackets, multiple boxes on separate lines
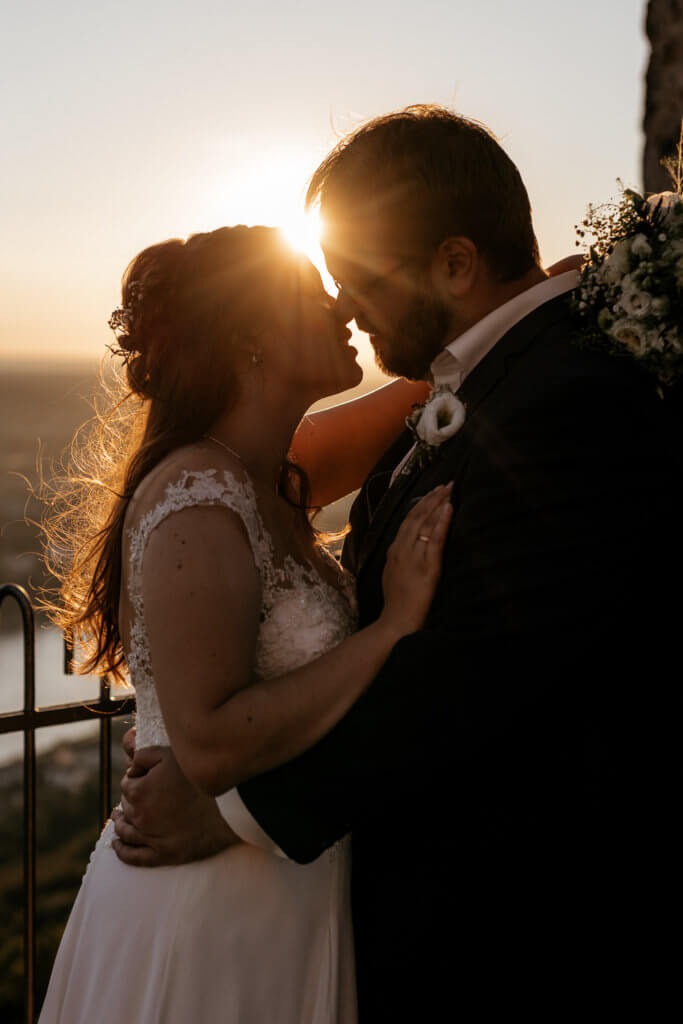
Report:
665,327,683,354
645,330,665,353
597,307,614,332
651,296,670,317
631,233,652,257
619,287,652,318
611,318,646,354
416,390,466,446
676,256,683,287
598,239,631,284
645,191,683,224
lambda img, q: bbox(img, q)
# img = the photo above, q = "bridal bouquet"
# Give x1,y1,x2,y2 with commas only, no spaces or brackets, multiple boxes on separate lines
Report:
572,184,683,388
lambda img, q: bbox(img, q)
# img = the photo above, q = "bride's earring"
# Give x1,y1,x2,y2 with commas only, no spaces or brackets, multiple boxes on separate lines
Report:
251,350,263,366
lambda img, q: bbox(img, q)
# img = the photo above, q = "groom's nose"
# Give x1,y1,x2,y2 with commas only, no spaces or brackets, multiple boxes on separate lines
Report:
333,287,357,326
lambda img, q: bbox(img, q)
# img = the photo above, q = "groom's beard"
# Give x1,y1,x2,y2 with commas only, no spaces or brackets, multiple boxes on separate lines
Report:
371,290,451,381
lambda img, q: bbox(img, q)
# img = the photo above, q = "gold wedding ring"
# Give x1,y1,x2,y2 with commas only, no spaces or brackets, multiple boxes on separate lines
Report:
418,534,431,543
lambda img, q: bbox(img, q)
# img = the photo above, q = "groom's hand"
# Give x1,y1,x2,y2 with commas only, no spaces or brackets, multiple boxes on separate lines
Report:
112,737,240,867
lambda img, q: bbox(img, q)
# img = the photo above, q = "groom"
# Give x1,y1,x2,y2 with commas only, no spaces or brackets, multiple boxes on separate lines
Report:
115,107,680,1015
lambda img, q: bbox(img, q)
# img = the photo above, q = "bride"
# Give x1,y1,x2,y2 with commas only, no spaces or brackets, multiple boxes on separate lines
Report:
38,225,452,1023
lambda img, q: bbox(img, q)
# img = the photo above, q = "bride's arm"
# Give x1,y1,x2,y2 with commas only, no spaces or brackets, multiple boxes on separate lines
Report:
139,487,451,797
291,378,430,507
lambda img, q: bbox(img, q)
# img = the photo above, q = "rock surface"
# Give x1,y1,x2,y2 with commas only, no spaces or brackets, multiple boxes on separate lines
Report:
644,0,683,192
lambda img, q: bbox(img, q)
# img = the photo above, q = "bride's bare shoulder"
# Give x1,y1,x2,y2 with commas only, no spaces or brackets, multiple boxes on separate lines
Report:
124,440,247,529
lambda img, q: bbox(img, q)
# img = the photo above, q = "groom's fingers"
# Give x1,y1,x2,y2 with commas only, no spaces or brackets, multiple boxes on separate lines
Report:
111,838,163,868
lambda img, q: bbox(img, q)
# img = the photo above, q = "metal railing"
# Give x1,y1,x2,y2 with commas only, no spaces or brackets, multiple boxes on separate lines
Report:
0,583,133,1024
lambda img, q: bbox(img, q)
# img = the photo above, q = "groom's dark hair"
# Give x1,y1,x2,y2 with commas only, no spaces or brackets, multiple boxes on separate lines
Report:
306,105,540,282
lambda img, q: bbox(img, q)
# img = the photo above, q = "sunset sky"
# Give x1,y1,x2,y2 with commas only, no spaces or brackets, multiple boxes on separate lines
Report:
2,0,649,373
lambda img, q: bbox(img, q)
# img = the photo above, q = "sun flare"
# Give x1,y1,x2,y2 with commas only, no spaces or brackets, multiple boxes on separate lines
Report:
280,208,323,270
203,155,331,284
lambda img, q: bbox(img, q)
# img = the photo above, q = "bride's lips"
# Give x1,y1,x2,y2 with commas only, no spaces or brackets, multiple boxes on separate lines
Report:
339,327,357,356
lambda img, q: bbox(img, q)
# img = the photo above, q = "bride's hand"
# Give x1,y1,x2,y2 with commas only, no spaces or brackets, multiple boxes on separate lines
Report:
546,254,584,276
379,484,453,639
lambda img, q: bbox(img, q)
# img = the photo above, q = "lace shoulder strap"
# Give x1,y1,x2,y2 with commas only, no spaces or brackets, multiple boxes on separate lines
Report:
126,468,272,609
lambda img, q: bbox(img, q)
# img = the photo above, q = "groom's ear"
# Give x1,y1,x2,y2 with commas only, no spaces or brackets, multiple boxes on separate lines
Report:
434,237,480,298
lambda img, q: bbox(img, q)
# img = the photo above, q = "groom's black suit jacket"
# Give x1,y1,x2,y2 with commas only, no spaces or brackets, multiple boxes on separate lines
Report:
240,296,680,1018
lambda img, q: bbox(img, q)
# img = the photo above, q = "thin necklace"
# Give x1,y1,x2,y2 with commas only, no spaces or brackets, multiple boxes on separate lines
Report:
205,434,281,496
205,433,245,464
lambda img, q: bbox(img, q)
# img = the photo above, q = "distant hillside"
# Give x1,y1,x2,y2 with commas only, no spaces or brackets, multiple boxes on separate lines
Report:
0,358,388,617
0,361,101,613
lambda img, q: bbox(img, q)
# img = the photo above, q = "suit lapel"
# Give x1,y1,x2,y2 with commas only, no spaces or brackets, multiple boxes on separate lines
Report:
457,293,571,412
354,294,572,575
342,427,414,576
355,459,417,572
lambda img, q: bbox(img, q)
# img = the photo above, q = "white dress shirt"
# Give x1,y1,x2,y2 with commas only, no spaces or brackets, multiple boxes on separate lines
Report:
390,269,579,483
429,269,578,389
217,269,579,853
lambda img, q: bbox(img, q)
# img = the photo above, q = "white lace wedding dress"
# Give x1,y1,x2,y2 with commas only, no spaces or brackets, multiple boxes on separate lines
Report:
39,468,359,1024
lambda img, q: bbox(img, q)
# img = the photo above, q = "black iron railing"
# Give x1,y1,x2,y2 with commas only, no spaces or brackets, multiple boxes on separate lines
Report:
0,583,133,1024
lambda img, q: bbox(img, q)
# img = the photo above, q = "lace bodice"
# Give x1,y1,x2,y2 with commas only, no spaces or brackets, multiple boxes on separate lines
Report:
124,468,358,748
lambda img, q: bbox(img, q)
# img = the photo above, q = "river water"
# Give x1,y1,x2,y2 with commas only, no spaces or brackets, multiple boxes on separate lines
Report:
0,624,132,766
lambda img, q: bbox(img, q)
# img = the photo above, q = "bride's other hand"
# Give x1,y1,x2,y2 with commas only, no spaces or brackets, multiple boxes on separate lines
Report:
546,254,584,276
379,484,453,639
112,745,240,867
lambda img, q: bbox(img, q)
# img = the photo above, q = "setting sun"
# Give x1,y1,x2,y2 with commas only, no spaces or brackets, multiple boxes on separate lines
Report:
280,207,323,269
199,153,331,285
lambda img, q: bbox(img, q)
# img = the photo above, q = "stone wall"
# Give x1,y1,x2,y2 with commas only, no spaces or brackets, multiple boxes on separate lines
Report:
644,0,683,192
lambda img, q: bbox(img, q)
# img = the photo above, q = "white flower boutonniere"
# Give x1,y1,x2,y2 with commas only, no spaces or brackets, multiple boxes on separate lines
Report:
398,384,466,479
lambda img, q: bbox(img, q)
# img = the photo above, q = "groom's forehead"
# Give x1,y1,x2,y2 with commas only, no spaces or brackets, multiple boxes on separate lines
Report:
321,216,406,282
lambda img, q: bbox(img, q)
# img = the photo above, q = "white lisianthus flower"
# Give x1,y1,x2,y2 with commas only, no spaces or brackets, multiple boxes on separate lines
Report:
646,191,683,224
415,389,466,446
619,287,653,318
611,318,646,354
631,233,652,257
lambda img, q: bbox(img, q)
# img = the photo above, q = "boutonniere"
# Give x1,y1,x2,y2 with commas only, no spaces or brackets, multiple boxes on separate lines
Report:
398,384,467,479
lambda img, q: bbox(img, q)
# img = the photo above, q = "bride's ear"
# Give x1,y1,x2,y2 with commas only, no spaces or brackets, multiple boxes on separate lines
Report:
434,237,479,298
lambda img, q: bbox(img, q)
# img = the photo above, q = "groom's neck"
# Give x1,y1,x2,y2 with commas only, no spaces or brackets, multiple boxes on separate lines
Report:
451,264,548,340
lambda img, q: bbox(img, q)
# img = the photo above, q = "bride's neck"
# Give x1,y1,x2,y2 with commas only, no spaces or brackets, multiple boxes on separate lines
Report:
207,386,307,492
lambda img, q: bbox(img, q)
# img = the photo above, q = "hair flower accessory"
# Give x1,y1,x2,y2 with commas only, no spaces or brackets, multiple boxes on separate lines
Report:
107,305,134,337
107,281,144,341
397,384,466,480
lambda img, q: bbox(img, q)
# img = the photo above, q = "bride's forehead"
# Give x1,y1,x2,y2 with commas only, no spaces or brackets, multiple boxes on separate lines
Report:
276,257,324,297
